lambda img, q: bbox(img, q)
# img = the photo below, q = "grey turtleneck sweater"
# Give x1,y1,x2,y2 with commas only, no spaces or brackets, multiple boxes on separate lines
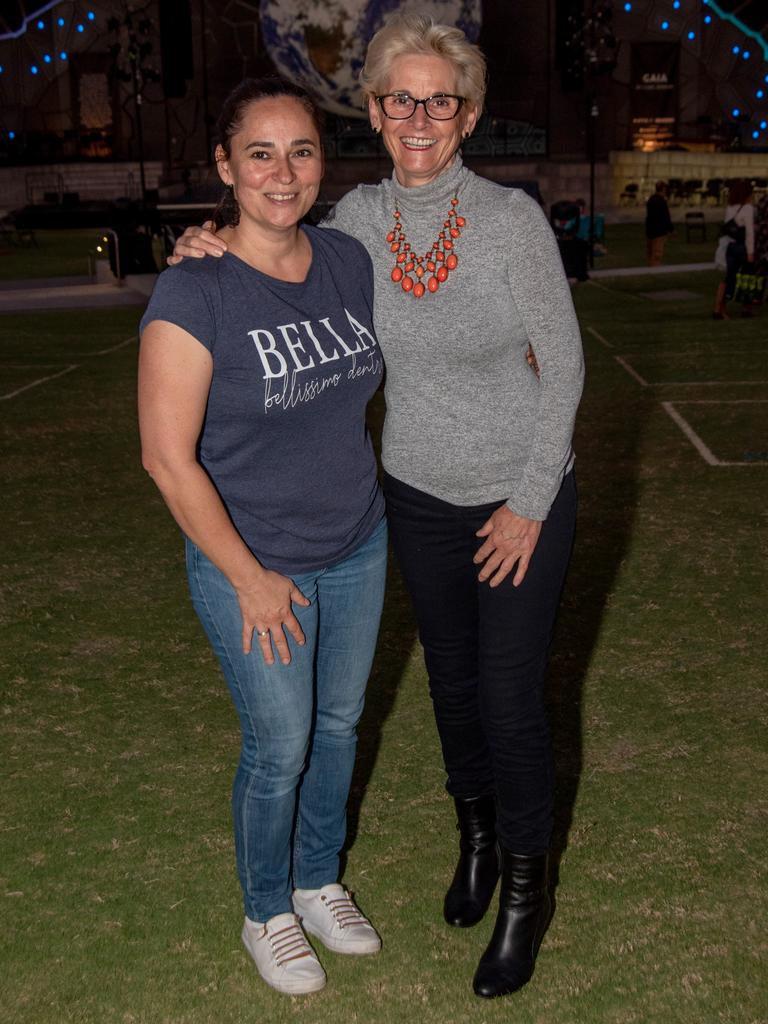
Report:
324,157,584,521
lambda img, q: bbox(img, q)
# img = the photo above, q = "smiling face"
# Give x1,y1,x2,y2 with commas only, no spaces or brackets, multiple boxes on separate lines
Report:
368,52,478,189
215,95,323,235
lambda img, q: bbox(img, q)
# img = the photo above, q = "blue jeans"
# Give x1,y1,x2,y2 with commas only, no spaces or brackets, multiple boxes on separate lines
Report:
185,517,387,922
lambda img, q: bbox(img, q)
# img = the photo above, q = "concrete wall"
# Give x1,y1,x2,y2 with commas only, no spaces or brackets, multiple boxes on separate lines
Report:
0,162,164,214
610,150,768,204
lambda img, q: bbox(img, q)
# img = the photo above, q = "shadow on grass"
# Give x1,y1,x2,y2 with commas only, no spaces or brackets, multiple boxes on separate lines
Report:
343,554,417,863
547,316,649,885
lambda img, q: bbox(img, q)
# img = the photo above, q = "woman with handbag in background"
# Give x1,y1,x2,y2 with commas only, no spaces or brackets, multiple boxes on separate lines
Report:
713,178,754,320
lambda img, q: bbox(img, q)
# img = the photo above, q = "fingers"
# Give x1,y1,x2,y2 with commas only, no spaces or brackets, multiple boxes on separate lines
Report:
255,628,277,666
511,552,532,587
290,584,311,608
475,518,493,538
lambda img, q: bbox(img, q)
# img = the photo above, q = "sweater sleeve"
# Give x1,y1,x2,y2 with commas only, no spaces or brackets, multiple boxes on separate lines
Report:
503,192,585,520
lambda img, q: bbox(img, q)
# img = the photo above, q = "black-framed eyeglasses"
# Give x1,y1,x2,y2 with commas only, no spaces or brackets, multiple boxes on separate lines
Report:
376,93,465,121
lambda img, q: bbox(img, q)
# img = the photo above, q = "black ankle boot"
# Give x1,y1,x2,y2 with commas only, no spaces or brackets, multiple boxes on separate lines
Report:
472,850,551,998
443,795,501,928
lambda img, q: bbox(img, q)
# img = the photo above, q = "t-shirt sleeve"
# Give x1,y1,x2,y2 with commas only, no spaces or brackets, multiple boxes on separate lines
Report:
139,266,217,350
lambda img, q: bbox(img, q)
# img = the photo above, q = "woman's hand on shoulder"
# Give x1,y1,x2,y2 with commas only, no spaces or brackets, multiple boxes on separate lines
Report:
235,569,311,665
167,220,227,266
474,505,542,588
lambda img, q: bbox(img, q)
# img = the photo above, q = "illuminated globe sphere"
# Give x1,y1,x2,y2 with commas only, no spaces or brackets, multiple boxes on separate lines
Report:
259,0,482,118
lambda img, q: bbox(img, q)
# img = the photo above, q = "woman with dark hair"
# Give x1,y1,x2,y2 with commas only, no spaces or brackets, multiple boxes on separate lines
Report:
714,178,754,319
138,78,386,996
171,14,584,1000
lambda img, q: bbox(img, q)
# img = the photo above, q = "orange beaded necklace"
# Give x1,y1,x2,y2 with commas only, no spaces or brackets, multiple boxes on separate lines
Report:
388,195,465,298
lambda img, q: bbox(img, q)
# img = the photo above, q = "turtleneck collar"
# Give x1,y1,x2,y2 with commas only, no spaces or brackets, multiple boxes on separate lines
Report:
391,153,468,210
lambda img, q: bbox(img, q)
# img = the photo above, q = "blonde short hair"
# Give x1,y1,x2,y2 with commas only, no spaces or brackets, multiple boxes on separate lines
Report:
360,13,487,113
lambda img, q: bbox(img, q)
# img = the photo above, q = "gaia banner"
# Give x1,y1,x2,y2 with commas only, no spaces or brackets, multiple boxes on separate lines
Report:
630,41,680,150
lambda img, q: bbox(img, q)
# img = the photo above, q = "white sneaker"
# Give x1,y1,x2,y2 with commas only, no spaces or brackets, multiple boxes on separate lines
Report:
241,913,326,995
293,883,382,955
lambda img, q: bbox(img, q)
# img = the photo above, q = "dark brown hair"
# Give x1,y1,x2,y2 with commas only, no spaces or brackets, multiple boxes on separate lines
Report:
727,178,753,206
212,77,325,229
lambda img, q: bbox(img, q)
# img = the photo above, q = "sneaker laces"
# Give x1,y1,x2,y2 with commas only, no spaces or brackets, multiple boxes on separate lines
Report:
320,891,369,930
267,919,316,965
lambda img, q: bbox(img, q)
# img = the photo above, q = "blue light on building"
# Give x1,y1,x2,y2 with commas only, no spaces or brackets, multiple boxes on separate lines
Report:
752,130,759,139
732,45,740,54
57,17,64,27
732,108,740,117
87,11,95,20
672,0,680,8
687,31,695,40
60,51,67,61
761,121,768,130
43,53,51,63
661,20,669,30
623,2,632,9
9,131,16,139
31,64,39,74
704,14,712,23
758,90,765,99
76,24,84,33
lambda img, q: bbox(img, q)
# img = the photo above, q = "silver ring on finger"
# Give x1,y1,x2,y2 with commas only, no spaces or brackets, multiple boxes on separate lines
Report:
256,628,270,638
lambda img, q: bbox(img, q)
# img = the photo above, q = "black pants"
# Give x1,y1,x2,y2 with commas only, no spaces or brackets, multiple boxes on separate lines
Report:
383,471,577,854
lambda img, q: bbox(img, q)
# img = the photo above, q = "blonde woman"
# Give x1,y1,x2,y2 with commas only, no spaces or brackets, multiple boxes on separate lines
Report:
171,16,584,999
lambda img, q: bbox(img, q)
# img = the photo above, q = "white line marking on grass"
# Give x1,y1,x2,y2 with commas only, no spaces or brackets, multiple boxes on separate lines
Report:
586,326,613,349
586,279,645,301
0,364,79,401
92,334,138,356
1,335,137,402
673,399,768,404
655,379,768,386
662,400,768,466
661,402,719,464
614,356,648,386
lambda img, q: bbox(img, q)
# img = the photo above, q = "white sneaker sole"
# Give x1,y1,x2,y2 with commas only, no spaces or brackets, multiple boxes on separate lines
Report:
241,925,327,995
300,918,381,956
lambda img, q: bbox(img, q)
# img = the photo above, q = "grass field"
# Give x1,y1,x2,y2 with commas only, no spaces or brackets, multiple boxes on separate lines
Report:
1,266,766,1024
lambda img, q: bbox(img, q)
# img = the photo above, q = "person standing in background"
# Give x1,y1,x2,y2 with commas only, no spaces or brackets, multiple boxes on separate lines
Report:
645,181,673,267
713,178,754,320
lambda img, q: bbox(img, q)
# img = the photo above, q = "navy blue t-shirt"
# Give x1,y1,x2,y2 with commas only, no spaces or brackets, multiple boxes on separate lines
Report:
140,226,385,573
